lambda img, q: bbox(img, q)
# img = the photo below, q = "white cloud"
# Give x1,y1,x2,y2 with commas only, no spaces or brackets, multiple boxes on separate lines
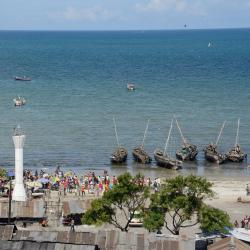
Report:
48,6,114,22
135,0,207,16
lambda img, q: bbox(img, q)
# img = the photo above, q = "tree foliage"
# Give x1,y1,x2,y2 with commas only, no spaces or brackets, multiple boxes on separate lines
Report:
83,172,150,232
199,205,232,234
0,168,7,179
144,175,216,235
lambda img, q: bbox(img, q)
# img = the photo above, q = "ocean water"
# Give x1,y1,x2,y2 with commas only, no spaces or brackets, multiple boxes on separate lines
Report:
0,29,250,180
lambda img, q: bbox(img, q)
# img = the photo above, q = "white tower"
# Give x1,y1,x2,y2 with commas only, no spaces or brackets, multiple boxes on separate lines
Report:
12,125,26,201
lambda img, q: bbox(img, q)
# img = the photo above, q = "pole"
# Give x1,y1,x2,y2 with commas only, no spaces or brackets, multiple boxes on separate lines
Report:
174,115,187,144
113,116,120,147
235,118,240,147
164,118,173,156
215,120,226,146
141,119,150,149
8,178,12,224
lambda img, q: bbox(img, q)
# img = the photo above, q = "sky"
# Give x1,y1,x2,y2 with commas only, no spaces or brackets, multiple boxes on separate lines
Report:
1,0,250,30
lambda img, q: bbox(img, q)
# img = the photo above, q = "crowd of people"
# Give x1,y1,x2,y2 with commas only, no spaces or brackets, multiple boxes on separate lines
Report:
234,215,250,229
22,167,162,197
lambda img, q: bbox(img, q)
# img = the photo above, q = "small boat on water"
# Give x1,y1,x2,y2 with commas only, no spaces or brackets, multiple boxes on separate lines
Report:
14,76,31,81
127,83,135,91
132,119,152,164
111,147,128,163
204,121,227,164
13,96,26,106
174,116,198,161
154,118,182,170
110,116,128,164
226,119,247,162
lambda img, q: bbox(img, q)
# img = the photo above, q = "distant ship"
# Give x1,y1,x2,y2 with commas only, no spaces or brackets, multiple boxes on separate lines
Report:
14,76,31,81
208,42,212,48
127,83,135,91
132,119,152,164
204,121,227,164
154,118,182,170
226,119,247,162
13,96,26,107
110,116,128,164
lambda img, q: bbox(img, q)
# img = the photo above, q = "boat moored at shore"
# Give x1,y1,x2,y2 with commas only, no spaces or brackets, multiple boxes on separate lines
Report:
154,118,182,170
132,119,152,164
110,116,128,164
204,121,227,164
154,149,182,170
226,119,247,162
111,147,128,163
174,116,198,161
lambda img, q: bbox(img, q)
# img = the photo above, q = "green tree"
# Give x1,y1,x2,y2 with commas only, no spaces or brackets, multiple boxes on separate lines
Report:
83,172,150,232
144,175,221,235
0,168,7,179
199,205,232,234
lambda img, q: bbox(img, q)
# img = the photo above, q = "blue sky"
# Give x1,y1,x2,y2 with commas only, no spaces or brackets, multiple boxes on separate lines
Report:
1,0,250,30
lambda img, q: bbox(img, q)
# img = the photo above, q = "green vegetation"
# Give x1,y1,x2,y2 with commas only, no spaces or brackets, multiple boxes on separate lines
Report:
83,172,150,232
83,173,232,234
199,205,232,234
0,168,7,179
143,175,231,235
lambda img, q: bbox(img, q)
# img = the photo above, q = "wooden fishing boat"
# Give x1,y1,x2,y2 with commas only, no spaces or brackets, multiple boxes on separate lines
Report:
204,121,227,164
111,147,128,163
174,116,198,161
110,117,128,164
132,120,152,164
226,119,247,162
154,118,182,170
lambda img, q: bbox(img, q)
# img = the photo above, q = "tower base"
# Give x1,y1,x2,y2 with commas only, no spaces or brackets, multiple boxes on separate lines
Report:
12,183,26,201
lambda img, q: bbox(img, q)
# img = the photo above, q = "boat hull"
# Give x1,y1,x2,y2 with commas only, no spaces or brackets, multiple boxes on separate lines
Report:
111,147,128,164
15,76,31,81
226,147,247,162
176,144,198,161
132,147,152,164
154,150,182,170
204,145,226,164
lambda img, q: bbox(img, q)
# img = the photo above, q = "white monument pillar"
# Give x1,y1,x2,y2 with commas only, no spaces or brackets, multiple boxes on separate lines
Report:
12,125,26,201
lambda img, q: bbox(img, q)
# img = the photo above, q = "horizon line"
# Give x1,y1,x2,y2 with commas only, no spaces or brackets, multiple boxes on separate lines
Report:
0,27,250,32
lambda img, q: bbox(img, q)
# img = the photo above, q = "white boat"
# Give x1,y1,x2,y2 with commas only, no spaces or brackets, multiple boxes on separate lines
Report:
13,96,26,106
14,76,31,81
208,42,212,47
127,83,135,91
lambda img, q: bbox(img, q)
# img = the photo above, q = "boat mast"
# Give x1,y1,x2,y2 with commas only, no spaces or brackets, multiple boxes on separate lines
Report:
174,116,187,144
113,116,120,147
141,119,150,149
215,121,226,146
164,118,173,156
235,118,240,147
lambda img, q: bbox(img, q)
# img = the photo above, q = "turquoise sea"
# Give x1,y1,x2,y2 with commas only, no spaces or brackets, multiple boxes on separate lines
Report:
0,29,250,180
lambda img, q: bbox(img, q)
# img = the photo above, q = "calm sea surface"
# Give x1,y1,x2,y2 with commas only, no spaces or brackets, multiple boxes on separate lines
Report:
0,29,250,180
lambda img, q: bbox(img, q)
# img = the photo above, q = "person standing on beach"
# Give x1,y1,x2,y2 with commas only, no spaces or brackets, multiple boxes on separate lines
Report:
70,218,75,232
81,183,85,196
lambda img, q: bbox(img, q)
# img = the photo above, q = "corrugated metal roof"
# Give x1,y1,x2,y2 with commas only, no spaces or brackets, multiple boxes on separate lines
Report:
0,225,15,240
208,236,250,250
0,240,97,250
0,226,196,250
0,200,45,219
62,200,92,216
